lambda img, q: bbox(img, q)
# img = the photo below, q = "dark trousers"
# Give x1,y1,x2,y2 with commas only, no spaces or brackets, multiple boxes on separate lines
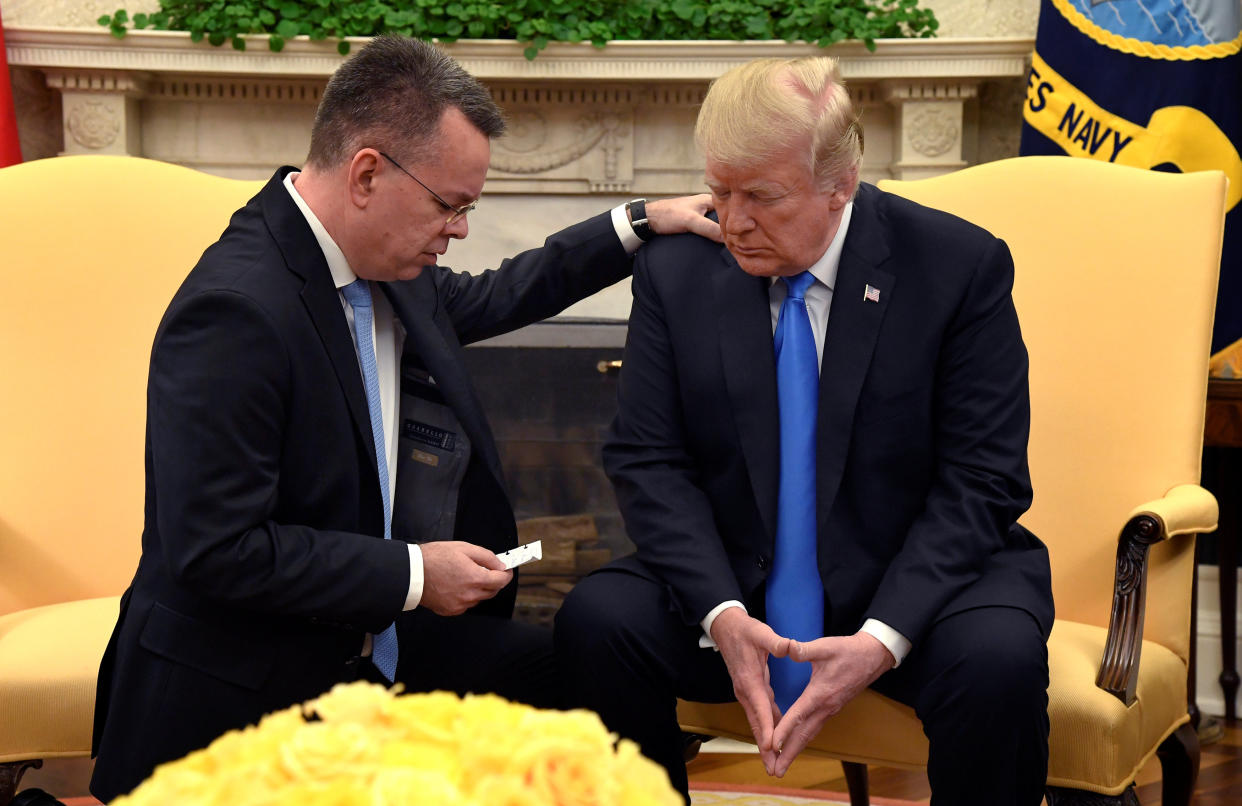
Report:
386,607,560,710
554,565,1049,805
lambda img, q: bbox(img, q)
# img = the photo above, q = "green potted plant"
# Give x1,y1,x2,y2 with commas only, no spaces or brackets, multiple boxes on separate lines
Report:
99,0,938,58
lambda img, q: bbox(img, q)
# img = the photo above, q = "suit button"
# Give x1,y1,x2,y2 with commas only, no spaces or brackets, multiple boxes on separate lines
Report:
757,555,769,570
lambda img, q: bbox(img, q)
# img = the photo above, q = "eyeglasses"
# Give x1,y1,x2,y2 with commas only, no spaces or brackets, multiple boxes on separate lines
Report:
379,151,478,226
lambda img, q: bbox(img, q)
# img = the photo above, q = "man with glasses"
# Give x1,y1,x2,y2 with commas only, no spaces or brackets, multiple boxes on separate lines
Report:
89,34,719,802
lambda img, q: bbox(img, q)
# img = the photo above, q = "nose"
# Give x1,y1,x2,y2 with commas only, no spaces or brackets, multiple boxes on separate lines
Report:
721,199,754,237
446,214,469,239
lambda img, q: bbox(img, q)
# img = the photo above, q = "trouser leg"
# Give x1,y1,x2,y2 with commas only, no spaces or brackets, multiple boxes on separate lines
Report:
392,608,561,710
554,566,735,801
873,606,1050,806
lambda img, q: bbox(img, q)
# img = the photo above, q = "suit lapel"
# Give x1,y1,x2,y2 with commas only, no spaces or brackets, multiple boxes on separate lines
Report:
816,188,895,535
380,277,507,485
714,247,780,548
259,172,377,475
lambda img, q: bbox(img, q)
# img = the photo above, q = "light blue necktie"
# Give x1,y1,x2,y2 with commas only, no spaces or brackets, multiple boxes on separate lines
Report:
342,278,399,683
766,271,824,714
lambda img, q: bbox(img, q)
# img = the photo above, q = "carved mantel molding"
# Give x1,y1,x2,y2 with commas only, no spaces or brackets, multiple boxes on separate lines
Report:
7,26,1033,185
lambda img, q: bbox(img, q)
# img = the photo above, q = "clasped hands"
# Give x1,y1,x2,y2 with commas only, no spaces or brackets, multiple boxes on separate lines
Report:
709,607,895,777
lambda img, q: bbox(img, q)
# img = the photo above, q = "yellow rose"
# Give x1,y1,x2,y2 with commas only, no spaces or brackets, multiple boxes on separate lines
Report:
470,774,548,806
371,767,473,806
380,740,464,785
385,689,462,744
279,721,381,783
269,778,367,806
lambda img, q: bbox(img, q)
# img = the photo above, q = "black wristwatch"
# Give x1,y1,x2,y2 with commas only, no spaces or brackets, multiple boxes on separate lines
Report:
626,198,654,242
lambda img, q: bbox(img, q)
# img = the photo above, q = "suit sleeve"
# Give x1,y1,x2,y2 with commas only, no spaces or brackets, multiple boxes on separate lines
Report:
863,237,1035,644
602,250,746,625
148,289,409,632
432,211,633,343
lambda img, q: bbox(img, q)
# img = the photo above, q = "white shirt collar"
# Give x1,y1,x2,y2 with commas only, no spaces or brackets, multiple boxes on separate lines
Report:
282,171,359,291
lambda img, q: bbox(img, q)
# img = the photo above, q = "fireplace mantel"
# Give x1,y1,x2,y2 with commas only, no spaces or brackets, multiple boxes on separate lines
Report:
6,26,1033,319
7,27,1032,182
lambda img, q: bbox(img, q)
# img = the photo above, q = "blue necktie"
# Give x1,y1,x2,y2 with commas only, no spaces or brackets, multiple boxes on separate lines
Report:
342,279,399,683
766,271,824,714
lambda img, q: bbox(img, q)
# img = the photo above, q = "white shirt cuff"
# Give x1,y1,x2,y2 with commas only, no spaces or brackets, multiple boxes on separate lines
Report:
404,543,424,610
699,600,747,650
860,618,911,668
610,204,645,255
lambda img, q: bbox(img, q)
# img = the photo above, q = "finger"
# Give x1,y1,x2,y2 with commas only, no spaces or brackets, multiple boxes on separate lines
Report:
787,638,807,663
466,544,507,570
483,568,514,590
772,696,807,754
788,636,832,663
774,722,817,777
736,681,776,756
688,216,723,243
760,746,779,777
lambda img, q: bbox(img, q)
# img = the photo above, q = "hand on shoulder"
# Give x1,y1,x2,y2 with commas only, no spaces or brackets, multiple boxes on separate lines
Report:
646,194,722,243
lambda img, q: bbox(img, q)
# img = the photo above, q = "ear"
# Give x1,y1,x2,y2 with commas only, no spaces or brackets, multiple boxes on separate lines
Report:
829,166,859,209
346,148,383,210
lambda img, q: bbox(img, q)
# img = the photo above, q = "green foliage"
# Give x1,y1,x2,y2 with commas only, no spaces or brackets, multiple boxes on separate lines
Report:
98,0,938,58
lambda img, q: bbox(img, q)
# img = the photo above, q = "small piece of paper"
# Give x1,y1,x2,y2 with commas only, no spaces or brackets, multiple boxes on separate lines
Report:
496,540,543,570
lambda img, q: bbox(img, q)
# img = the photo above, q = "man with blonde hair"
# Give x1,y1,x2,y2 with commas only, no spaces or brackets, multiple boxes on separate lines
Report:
556,57,1053,804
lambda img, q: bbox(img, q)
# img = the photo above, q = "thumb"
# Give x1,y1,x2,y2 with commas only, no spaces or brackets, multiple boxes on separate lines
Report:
463,542,506,571
768,633,792,659
787,639,810,663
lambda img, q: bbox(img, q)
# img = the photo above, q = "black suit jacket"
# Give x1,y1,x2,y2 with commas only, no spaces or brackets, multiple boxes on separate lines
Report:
90,168,632,801
603,183,1053,648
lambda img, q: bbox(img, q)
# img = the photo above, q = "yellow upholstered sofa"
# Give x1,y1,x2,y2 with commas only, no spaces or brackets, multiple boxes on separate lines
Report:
0,156,264,803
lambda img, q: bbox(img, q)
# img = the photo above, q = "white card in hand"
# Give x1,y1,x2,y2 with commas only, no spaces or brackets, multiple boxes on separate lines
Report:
496,540,542,570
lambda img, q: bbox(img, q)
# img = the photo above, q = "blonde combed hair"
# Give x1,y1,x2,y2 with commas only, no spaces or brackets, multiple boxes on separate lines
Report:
695,57,863,194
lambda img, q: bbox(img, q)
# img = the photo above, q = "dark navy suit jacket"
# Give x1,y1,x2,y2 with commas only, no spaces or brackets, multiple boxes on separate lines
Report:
603,182,1054,647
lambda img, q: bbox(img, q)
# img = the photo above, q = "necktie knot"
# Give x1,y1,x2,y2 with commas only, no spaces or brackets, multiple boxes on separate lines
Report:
342,278,372,309
781,271,816,301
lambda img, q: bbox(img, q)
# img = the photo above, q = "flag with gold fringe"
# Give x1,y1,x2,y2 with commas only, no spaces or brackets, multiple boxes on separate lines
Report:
1020,0,1241,353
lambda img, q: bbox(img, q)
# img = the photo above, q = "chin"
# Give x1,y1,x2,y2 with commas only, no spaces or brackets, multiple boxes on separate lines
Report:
394,265,426,282
734,257,784,278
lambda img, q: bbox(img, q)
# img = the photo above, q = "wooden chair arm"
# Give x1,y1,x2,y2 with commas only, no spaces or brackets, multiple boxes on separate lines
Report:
1096,484,1218,705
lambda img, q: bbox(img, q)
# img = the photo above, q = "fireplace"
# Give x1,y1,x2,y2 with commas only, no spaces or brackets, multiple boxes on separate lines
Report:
462,320,628,625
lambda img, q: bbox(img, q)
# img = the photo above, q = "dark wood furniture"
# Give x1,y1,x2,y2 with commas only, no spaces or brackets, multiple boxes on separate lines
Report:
1205,377,1242,722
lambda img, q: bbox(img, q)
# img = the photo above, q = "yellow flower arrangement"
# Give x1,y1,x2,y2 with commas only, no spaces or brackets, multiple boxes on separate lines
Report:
111,682,681,806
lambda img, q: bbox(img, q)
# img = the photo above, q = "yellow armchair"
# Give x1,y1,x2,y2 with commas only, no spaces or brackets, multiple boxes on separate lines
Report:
0,156,264,804
678,156,1227,805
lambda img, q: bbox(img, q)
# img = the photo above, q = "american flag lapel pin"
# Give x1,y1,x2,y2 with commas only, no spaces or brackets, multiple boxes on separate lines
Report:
863,284,881,303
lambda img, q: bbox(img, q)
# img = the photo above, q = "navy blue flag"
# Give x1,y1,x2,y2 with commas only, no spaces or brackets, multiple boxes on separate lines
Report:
1021,0,1242,353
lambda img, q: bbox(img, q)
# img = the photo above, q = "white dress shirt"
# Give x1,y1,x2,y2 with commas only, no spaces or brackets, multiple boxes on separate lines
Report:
699,202,913,667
